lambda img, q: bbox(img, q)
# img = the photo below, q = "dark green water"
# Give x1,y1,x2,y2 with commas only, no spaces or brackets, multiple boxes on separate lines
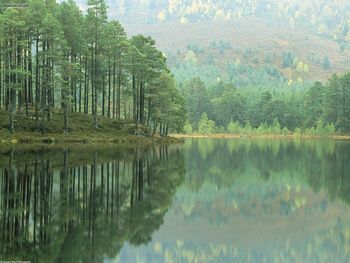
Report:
0,139,349,262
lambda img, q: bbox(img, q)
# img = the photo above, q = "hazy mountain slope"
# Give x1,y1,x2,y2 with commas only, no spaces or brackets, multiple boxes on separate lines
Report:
70,0,350,81
125,17,350,81
75,0,350,42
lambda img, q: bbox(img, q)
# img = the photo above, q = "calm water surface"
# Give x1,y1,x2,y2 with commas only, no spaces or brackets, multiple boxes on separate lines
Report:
0,139,349,262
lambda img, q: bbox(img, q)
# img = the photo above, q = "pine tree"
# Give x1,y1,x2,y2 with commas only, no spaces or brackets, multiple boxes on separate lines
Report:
0,0,186,135
86,0,108,128
0,7,27,133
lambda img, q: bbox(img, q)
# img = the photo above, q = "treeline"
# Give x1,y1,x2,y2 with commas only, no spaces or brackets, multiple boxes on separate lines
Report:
0,0,185,135
171,53,307,91
181,73,350,134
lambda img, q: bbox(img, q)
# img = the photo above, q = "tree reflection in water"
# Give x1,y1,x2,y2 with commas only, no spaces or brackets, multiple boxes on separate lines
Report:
1,139,350,263
0,145,185,262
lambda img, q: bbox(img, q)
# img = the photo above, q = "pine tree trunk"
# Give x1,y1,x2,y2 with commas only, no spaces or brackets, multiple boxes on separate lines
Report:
139,81,144,124
74,54,77,112
117,65,121,120
112,56,116,119
0,47,2,109
147,97,151,127
63,87,68,133
35,32,40,128
25,37,30,117
84,53,88,114
107,58,111,118
28,39,33,106
79,55,82,113
9,39,16,133
102,77,105,116
132,74,137,124
91,46,94,116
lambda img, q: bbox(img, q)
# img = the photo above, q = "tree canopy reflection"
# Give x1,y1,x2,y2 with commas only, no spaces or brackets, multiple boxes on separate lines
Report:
183,139,350,204
0,145,184,262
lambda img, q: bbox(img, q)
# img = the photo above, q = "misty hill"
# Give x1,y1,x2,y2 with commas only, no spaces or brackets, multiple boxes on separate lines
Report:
126,17,350,83
71,0,350,82
76,0,350,43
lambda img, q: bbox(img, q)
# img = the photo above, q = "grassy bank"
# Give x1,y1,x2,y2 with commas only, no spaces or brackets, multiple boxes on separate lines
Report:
0,110,182,146
171,133,350,141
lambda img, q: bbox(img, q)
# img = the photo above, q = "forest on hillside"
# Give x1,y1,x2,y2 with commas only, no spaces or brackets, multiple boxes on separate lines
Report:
0,0,186,135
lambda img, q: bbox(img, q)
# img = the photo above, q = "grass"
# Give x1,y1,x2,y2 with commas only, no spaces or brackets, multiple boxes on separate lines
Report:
0,109,182,146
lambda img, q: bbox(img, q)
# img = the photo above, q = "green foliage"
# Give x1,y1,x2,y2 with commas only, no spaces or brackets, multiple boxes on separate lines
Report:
181,77,211,127
256,122,270,134
314,119,336,137
322,73,350,132
242,121,253,135
212,87,246,127
186,42,204,54
315,119,325,136
153,72,187,133
227,120,241,134
183,121,193,134
272,118,282,134
181,71,349,135
0,0,186,134
323,56,331,69
296,61,305,72
294,127,302,136
198,112,216,134
210,40,232,54
282,52,296,68
324,123,336,135
282,127,290,135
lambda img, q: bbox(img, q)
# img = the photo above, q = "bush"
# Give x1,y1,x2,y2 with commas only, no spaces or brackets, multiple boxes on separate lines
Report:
215,125,226,134
227,120,241,134
183,122,193,134
315,119,325,136
294,127,302,136
198,113,216,134
324,123,336,135
282,127,290,135
242,121,253,135
256,122,270,134
271,118,281,134
323,56,330,69
306,127,315,136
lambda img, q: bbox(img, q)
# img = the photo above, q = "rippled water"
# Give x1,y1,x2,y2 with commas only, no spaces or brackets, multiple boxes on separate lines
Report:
0,139,349,262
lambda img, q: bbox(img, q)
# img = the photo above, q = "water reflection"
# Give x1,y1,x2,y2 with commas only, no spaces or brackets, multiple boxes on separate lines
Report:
183,139,350,203
0,145,184,262
118,139,350,263
0,139,350,262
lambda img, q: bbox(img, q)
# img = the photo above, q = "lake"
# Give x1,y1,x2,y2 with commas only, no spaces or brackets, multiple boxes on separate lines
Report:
0,139,349,262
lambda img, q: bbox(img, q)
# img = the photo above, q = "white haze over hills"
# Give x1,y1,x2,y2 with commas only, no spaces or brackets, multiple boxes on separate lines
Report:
65,1,350,44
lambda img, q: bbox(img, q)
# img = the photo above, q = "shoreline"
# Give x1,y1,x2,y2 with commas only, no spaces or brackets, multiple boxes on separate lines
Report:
1,131,349,147
170,133,350,141
0,130,183,147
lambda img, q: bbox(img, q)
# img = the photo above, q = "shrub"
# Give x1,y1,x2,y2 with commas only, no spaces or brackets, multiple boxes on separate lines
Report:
227,120,241,134
183,122,193,134
198,113,216,134
282,127,290,135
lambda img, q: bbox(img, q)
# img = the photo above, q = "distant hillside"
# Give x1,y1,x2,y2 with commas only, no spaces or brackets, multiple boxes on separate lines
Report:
74,0,350,43
125,17,350,82
71,0,350,82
